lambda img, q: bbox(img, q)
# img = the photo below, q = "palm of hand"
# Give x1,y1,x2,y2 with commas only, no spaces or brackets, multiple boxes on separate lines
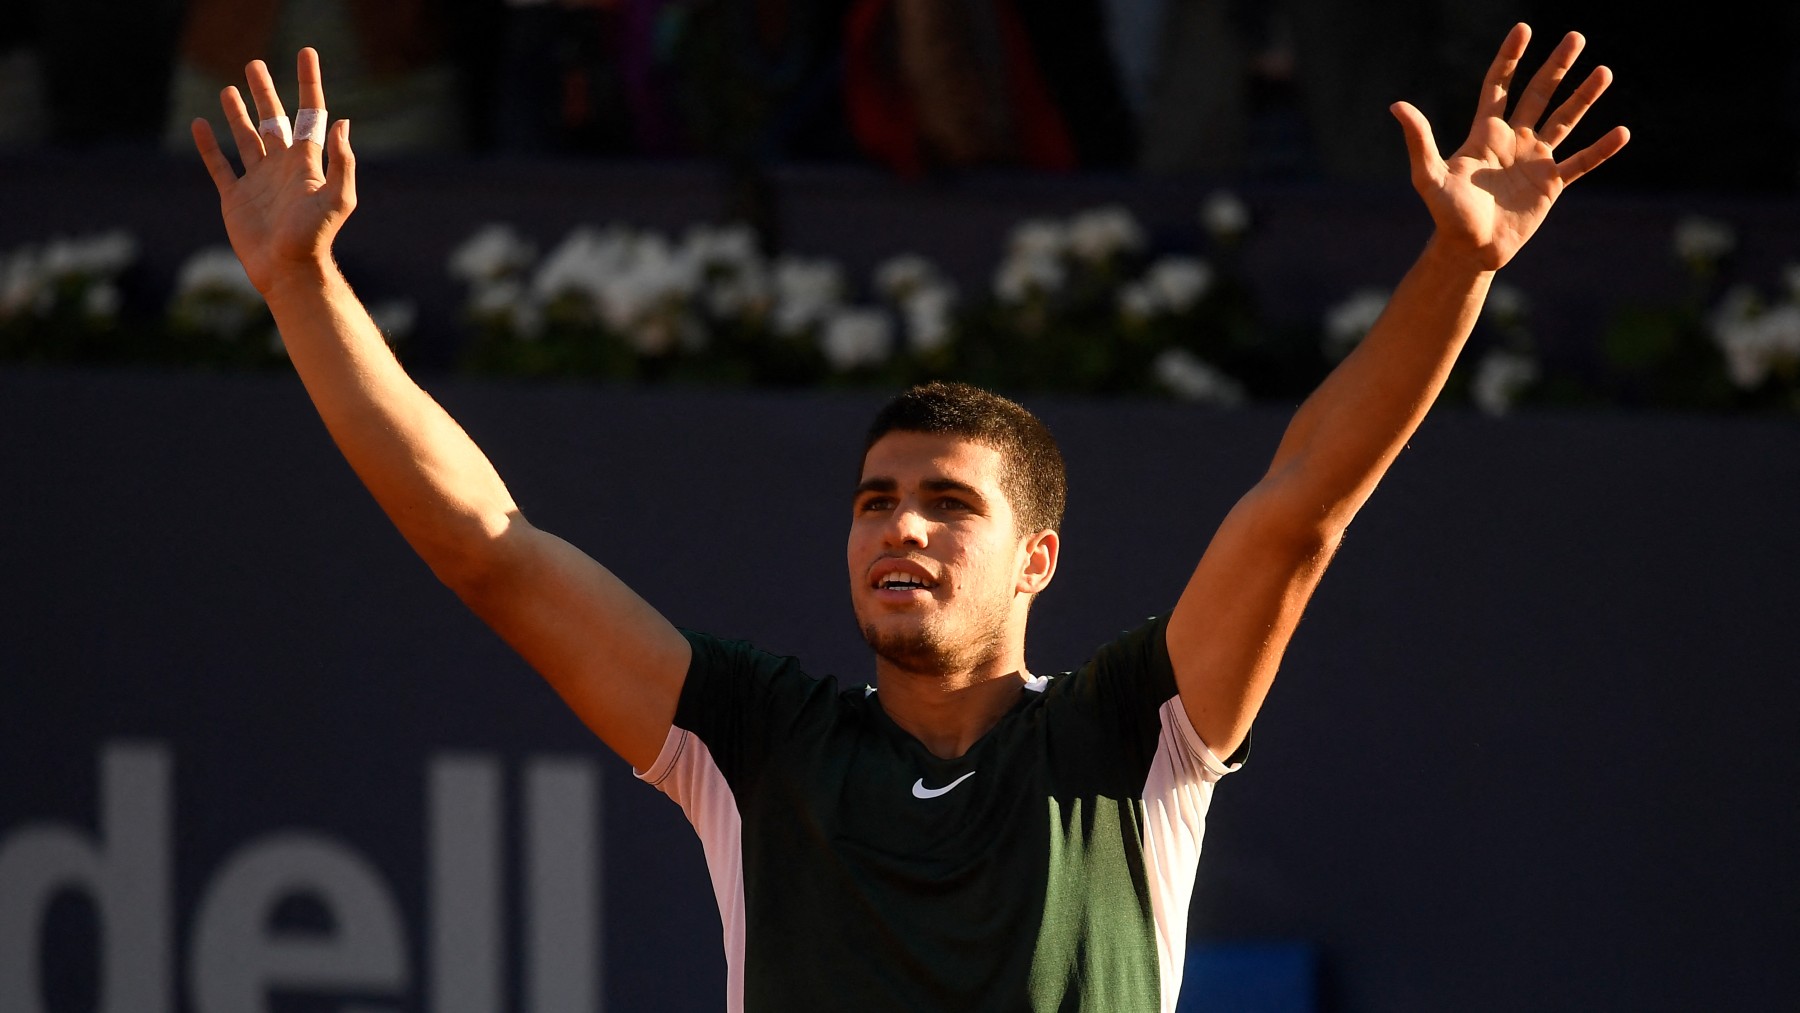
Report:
1433,119,1563,271
1395,25,1628,273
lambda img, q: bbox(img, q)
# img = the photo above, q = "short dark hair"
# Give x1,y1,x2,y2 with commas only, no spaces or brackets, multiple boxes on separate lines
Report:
862,382,1066,535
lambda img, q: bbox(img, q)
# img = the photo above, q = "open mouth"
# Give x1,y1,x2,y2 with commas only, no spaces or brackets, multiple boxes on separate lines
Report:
869,560,941,594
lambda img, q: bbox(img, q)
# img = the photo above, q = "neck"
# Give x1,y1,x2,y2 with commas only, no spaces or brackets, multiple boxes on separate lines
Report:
874,649,1032,760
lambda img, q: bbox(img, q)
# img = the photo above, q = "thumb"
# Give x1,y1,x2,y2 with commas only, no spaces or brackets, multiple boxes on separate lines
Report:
1390,101,1443,191
324,119,357,215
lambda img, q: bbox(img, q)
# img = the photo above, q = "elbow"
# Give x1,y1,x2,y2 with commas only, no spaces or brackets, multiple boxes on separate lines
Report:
429,546,500,603
417,514,531,604
1256,461,1373,551
1240,480,1352,561
1271,514,1345,573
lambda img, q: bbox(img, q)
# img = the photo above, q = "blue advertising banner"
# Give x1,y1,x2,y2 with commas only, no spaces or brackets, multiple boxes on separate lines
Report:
4,369,1797,1011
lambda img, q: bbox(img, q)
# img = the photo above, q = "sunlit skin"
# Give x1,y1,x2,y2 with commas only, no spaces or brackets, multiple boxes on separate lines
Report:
849,432,1057,759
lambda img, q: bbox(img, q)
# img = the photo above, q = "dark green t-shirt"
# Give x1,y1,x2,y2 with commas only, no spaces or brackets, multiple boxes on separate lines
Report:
637,616,1241,1012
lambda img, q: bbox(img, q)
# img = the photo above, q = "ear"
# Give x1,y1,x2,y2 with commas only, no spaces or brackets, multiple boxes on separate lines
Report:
1016,529,1059,595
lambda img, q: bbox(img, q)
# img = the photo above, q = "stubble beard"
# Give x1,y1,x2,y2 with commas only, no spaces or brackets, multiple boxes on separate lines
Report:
859,595,1009,677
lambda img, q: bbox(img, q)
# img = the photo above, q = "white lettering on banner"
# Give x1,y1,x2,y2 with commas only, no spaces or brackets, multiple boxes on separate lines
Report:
527,759,601,1013
0,742,171,1013
189,833,409,1012
0,742,603,1012
430,754,503,1013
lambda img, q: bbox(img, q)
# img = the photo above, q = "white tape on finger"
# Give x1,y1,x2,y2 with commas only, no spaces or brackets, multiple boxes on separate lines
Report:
294,108,328,146
258,115,293,146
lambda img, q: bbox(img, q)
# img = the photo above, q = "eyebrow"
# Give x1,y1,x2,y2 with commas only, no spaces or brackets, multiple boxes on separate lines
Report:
852,476,986,502
853,477,897,498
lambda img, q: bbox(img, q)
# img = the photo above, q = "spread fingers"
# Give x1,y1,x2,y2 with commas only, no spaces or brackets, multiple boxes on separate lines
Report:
293,48,329,149
297,48,325,111
220,85,264,166
1475,23,1532,122
190,118,239,194
244,59,292,149
1538,65,1614,151
1508,31,1584,133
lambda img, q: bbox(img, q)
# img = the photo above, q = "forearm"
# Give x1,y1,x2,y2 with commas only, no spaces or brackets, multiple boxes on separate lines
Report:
264,259,520,584
1265,236,1493,530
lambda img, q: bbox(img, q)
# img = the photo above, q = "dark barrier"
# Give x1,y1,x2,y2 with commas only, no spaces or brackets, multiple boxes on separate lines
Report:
3,367,1797,1011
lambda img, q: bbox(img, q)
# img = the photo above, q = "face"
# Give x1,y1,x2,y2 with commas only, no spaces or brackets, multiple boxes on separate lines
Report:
848,431,1053,676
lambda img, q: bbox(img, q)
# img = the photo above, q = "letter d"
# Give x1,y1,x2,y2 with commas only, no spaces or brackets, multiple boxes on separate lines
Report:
0,742,172,1013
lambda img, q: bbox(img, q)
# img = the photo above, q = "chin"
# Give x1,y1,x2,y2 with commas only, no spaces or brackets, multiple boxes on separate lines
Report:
861,611,1011,677
858,616,949,674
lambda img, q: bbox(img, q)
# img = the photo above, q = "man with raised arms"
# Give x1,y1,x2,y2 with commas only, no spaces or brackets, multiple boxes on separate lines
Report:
192,24,1625,1011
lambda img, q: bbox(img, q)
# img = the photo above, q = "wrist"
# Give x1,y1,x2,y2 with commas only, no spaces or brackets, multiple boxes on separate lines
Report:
261,255,341,306
1420,232,1502,279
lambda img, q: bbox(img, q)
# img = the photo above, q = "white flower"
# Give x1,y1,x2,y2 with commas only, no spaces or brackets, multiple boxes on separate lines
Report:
601,234,700,332
681,223,761,272
874,253,942,300
1759,304,1800,364
70,231,138,277
533,226,633,306
1117,281,1159,322
820,307,893,371
470,278,525,317
1066,205,1145,263
1144,256,1213,313
170,249,267,339
1200,190,1250,242
1716,302,1800,389
1707,284,1772,389
42,231,138,279
681,225,769,322
1153,348,1246,407
1714,319,1768,389
1007,218,1067,261
0,248,43,319
530,227,705,344
1673,215,1735,265
1323,287,1390,359
901,284,957,354
449,223,536,284
994,252,1066,305
470,280,543,340
1471,349,1539,416
705,264,772,321
174,247,259,300
772,255,845,336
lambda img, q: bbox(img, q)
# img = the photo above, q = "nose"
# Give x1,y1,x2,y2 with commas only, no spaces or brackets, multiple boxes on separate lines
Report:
884,500,929,549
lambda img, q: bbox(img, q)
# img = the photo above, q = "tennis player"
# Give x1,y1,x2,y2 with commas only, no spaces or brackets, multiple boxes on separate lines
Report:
192,24,1625,1009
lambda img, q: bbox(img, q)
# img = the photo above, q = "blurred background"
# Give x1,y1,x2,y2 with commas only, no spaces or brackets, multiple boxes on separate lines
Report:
3,3,1797,1013
2,0,1799,411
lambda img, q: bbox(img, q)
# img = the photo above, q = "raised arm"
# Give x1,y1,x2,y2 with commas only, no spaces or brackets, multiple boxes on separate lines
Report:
192,50,689,771
1165,25,1629,758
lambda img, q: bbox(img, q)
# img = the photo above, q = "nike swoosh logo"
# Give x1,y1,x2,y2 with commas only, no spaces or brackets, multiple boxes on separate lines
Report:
912,771,977,799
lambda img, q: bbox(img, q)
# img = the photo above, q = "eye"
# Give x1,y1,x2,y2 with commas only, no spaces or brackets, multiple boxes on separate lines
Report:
858,496,894,513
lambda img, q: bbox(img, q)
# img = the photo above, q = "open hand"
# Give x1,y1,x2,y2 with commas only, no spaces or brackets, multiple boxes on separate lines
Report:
191,49,355,295
1391,24,1629,272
